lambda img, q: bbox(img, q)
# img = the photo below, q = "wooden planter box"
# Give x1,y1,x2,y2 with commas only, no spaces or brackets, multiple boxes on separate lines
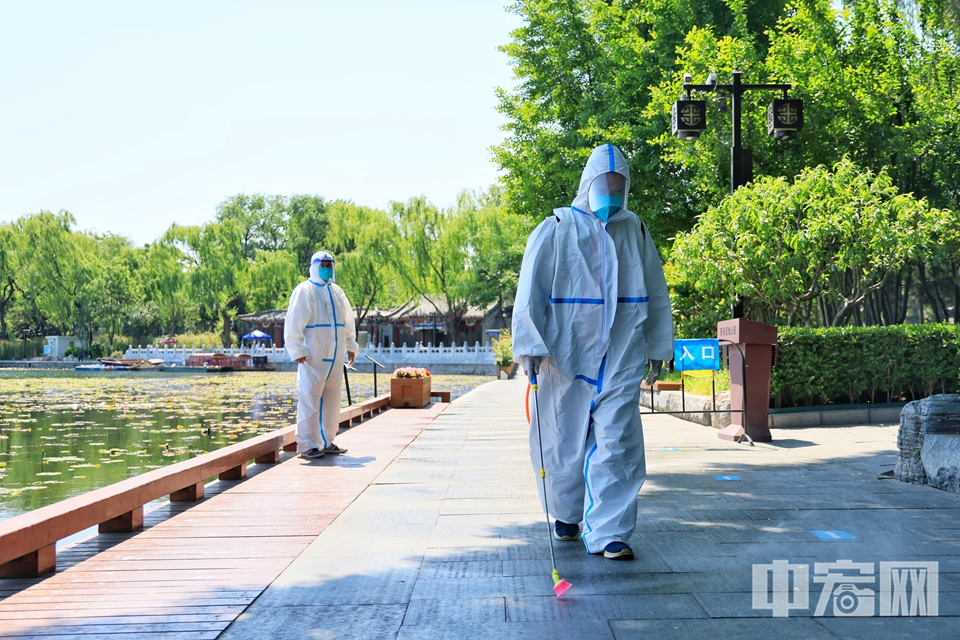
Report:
391,376,431,408
498,364,517,380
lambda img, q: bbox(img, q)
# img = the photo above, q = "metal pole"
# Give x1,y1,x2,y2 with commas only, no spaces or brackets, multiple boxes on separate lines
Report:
343,365,353,406
730,70,753,195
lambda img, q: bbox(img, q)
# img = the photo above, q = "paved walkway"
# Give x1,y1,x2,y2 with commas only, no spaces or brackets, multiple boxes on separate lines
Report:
3,378,960,639
222,378,960,639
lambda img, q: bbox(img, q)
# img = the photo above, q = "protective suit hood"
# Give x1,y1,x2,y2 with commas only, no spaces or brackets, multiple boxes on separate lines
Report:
309,251,335,284
572,144,632,223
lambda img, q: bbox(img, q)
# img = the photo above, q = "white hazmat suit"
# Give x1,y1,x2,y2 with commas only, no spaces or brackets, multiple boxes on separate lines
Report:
284,253,359,453
512,144,674,553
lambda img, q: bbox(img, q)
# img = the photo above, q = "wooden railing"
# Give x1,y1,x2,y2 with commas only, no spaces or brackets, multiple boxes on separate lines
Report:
0,394,391,579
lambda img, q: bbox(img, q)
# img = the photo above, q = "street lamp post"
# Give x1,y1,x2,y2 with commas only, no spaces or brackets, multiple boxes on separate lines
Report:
672,70,803,194
672,70,803,317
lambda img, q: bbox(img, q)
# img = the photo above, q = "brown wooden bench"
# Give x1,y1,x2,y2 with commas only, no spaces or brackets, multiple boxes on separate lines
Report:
0,393,391,578
431,391,451,403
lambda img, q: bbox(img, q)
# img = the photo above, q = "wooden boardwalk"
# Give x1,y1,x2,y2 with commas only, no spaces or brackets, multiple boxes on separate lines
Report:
0,403,447,639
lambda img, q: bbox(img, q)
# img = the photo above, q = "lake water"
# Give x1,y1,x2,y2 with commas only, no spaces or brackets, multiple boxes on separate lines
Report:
0,370,489,521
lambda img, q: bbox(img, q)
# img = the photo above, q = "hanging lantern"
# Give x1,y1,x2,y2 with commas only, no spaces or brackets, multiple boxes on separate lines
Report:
767,98,803,141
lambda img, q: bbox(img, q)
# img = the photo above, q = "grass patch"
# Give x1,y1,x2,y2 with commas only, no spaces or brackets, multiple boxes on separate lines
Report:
661,369,730,395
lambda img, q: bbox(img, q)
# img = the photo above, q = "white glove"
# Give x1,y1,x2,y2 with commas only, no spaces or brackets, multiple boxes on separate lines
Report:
520,355,541,378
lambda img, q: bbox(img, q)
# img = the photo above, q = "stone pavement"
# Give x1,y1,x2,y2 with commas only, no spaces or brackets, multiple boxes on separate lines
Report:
220,378,960,639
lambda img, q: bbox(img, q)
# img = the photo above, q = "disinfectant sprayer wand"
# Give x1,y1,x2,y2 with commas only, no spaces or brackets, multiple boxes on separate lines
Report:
530,371,572,597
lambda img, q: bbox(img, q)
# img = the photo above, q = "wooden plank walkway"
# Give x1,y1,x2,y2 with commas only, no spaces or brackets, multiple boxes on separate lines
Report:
0,402,448,639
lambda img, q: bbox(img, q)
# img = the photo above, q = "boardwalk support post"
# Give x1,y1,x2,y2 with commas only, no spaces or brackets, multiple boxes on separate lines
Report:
0,545,55,579
219,462,247,481
99,506,143,533
255,449,280,464
171,482,205,502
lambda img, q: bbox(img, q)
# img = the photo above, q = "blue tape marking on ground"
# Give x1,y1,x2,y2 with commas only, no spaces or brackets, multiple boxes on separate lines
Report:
714,475,741,481
811,530,856,540
661,447,680,451
617,297,649,303
550,298,604,304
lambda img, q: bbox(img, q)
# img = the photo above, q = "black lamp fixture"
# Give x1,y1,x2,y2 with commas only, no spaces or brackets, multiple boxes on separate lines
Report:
767,97,804,141
671,70,803,192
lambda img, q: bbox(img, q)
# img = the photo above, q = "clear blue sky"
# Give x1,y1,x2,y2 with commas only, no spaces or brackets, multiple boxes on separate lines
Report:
0,1,522,245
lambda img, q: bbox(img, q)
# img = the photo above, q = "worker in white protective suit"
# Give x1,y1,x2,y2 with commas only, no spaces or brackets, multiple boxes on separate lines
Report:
284,251,359,459
512,144,674,560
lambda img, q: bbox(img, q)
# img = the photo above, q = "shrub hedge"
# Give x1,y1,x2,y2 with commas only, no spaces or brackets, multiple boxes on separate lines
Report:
771,324,959,408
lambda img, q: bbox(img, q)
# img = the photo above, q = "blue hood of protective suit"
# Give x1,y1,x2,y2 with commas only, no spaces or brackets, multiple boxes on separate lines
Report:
572,144,632,224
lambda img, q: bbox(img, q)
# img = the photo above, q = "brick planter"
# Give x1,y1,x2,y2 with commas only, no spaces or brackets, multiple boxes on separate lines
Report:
391,376,431,408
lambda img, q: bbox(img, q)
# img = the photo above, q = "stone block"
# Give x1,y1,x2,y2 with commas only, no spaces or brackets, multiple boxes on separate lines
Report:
922,433,960,494
895,400,925,484
897,395,960,490
918,394,960,434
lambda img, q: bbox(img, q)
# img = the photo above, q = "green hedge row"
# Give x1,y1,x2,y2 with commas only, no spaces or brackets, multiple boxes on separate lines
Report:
771,325,959,408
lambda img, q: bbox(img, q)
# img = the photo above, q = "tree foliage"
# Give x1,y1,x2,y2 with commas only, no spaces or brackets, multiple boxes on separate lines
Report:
0,186,517,351
668,159,957,336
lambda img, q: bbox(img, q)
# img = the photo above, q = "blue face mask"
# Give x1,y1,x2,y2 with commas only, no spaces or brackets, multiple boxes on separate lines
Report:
318,266,334,282
589,195,624,222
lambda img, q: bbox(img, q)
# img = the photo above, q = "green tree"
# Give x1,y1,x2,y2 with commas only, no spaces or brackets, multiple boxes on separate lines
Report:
284,195,329,273
326,201,401,331
457,187,530,326
165,221,247,346
141,241,195,337
216,193,287,258
13,211,97,340
0,224,19,340
494,0,790,244
668,159,947,335
390,196,475,345
245,250,300,313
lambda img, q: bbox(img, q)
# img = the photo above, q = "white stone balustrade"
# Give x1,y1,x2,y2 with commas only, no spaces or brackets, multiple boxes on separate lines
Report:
125,342,496,365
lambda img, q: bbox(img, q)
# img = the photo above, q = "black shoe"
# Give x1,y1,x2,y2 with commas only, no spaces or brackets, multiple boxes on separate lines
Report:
301,448,325,459
603,541,634,560
322,443,348,455
554,520,580,541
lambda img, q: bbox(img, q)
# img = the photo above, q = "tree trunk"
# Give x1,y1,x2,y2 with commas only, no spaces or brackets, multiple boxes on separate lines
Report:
220,308,233,347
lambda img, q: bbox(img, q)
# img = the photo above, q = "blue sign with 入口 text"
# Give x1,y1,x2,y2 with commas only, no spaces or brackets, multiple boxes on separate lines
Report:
674,338,721,371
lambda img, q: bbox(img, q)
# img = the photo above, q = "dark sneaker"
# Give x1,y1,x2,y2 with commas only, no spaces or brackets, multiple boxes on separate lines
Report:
554,520,580,541
301,448,325,459
322,443,348,455
603,541,634,560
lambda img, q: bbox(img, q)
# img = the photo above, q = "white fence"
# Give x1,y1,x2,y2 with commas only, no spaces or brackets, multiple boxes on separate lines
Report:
125,343,495,365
